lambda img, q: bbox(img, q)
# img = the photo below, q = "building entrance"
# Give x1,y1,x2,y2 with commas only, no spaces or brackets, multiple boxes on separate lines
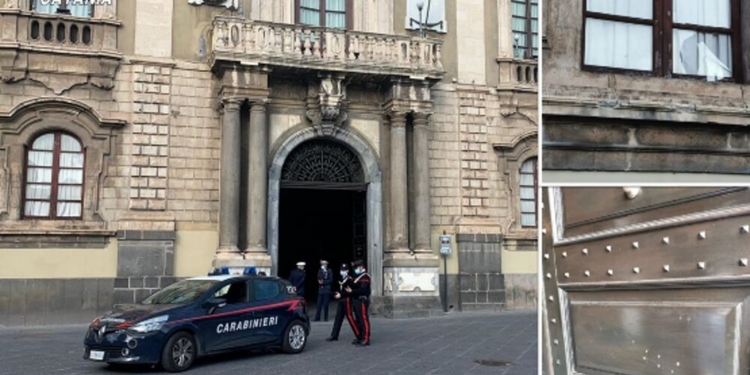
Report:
276,139,367,304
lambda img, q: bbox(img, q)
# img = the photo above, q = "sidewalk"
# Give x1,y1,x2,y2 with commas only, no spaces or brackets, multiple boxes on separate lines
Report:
0,311,537,375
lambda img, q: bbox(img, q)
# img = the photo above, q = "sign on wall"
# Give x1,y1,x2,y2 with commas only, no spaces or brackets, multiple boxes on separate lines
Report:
405,0,447,34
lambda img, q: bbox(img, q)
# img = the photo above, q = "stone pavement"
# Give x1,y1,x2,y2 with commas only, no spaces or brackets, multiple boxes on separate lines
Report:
0,311,537,375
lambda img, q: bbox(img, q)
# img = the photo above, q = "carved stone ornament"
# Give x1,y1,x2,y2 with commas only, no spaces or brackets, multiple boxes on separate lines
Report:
305,74,349,127
187,0,238,9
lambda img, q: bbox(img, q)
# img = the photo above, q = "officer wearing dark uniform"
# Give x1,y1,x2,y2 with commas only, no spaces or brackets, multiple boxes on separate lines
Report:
326,263,360,342
342,259,371,346
314,260,333,321
289,261,306,298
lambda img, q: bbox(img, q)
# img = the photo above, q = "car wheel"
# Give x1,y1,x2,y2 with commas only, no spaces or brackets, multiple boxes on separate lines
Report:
282,321,307,354
161,331,196,373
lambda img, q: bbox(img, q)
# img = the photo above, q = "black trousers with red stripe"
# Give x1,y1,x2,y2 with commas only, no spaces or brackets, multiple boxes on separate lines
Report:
352,297,370,344
329,297,360,339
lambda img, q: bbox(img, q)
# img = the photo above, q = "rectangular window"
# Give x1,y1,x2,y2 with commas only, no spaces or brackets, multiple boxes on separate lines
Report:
296,0,351,29
519,158,538,228
32,0,94,17
584,0,653,71
583,0,740,81
512,0,538,59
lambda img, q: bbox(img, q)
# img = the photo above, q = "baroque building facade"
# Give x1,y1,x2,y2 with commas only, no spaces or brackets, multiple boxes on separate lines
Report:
543,0,750,183
0,0,537,325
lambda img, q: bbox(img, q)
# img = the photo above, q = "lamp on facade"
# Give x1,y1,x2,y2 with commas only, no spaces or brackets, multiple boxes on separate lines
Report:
513,34,520,59
409,0,444,38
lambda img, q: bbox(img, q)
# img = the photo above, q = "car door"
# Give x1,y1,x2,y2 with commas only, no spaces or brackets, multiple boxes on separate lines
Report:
196,280,253,353
247,279,288,345
542,187,750,375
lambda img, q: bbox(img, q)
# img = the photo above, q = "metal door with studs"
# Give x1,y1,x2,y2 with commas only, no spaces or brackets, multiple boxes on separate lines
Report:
542,187,750,375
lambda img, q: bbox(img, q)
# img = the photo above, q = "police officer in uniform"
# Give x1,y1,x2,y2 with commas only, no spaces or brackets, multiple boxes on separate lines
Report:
326,263,360,342
289,262,306,298
314,260,333,321
342,259,371,346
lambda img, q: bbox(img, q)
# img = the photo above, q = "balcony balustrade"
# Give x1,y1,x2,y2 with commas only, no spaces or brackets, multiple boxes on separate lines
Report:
210,17,444,81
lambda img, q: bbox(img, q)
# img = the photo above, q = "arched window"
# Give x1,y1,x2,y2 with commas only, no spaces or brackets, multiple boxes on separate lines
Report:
24,132,85,219
519,157,537,228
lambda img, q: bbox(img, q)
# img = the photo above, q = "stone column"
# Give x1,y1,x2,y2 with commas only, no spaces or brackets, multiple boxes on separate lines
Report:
216,98,243,258
412,112,432,252
245,100,269,254
389,110,409,252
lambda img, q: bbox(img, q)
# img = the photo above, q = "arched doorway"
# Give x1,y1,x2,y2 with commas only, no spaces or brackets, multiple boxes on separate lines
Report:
277,139,368,304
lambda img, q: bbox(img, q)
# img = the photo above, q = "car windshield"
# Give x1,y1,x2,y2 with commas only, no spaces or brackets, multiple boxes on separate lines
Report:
141,280,218,305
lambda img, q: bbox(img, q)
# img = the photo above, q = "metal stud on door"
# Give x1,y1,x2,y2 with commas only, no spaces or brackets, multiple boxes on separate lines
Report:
542,187,750,375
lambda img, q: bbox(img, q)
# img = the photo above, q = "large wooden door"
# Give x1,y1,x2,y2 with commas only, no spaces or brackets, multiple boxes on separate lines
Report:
542,187,750,375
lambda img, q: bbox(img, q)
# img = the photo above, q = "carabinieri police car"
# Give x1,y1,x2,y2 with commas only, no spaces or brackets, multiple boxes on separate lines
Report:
83,273,309,372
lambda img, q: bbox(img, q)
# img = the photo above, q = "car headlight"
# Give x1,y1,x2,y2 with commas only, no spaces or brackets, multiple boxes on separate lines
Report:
128,315,169,333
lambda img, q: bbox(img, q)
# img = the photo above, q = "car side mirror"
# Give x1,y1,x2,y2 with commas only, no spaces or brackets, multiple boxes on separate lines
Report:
204,298,227,314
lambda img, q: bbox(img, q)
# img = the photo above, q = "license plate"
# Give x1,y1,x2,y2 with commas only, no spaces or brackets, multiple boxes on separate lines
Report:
89,350,105,361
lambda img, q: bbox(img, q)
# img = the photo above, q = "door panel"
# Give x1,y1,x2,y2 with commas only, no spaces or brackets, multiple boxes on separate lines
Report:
562,187,750,238
543,187,750,375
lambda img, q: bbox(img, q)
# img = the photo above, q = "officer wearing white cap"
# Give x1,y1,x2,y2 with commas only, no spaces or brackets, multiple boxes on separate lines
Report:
314,260,333,321
289,261,306,298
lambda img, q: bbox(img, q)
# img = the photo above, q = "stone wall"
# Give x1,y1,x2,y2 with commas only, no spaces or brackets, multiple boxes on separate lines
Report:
113,230,176,304
457,233,505,311
0,279,114,327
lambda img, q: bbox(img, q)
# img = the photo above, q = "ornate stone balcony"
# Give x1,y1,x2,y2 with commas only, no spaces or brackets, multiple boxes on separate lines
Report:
497,58,537,92
209,17,444,81
0,8,121,91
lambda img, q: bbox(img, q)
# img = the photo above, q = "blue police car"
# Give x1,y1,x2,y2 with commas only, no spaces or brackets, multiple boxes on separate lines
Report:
83,274,309,372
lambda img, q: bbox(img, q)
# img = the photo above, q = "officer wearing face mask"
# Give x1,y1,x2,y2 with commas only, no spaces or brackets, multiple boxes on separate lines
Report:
341,259,371,346
314,260,333,321
326,263,360,342
289,262,306,298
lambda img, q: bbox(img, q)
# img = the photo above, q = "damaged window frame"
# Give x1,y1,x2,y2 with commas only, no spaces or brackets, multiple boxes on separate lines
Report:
581,0,742,83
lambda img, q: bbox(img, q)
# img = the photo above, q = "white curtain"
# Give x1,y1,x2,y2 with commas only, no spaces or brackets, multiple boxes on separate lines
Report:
673,30,732,80
300,0,320,26
59,153,84,168
57,202,81,217
32,133,54,150
58,169,83,184
61,134,82,152
33,0,57,14
585,18,653,71
587,0,653,19
25,201,50,217
674,0,730,28
326,0,346,28
68,3,91,17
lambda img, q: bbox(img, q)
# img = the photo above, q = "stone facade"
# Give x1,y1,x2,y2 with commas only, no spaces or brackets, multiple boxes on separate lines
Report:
0,0,537,326
543,0,750,180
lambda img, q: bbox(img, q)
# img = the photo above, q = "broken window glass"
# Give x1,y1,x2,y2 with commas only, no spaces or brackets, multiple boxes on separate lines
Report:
585,19,652,71
673,30,732,80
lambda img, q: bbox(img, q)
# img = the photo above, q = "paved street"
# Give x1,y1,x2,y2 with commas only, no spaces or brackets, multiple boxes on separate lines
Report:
0,311,536,375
